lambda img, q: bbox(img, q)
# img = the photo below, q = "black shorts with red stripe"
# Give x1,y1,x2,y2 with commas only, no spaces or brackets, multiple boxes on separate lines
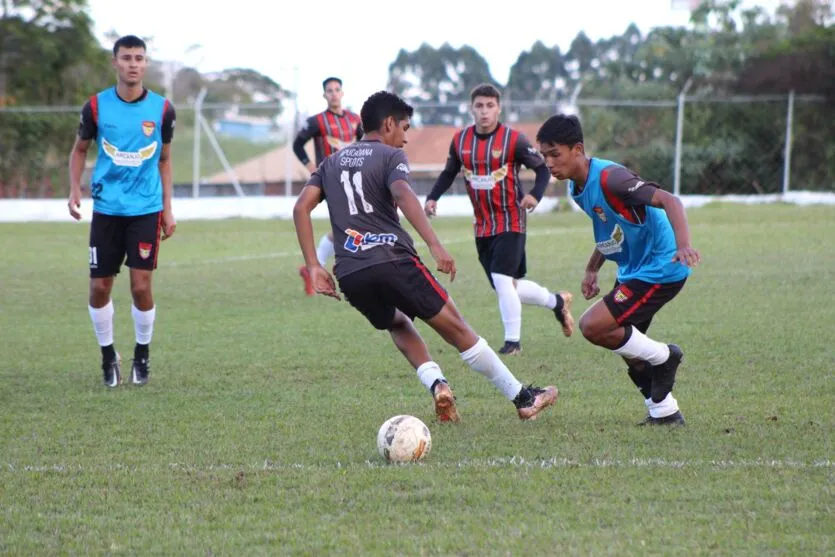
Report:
337,257,449,330
89,211,162,278
603,278,686,333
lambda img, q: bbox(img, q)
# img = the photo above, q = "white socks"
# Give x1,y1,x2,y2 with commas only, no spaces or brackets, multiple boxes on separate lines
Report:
416,361,446,391
316,234,335,266
460,336,523,400
131,304,156,345
516,279,557,309
614,326,670,366
491,273,521,342
88,300,114,346
647,393,679,418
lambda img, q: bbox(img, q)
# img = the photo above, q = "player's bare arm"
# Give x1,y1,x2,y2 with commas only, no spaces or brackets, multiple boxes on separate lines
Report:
391,179,456,282
68,136,92,221
581,248,606,299
293,185,340,299
649,189,701,267
158,143,176,240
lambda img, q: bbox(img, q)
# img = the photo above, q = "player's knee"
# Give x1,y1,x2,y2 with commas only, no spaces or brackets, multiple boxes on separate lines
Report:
89,279,112,301
130,278,151,300
579,313,603,343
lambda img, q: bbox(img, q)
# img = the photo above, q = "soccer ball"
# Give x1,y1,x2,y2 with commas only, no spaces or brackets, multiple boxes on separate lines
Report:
376,415,432,463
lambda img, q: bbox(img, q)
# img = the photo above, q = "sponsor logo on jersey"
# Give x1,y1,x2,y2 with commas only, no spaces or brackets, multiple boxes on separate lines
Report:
596,224,625,255
344,229,398,253
462,165,509,190
102,138,157,167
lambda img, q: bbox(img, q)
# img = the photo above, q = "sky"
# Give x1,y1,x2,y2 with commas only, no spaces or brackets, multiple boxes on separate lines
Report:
85,0,786,116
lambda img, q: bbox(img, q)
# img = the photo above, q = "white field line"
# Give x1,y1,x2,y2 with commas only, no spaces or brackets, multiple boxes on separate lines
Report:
4,457,831,473
162,228,570,268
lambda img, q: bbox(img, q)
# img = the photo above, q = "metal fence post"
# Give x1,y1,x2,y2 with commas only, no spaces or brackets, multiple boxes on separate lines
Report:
782,90,795,196
673,77,693,196
192,88,208,198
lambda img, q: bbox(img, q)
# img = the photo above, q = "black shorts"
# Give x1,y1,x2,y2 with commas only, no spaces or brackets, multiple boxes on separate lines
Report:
603,278,686,333
89,211,162,278
337,257,449,330
475,232,527,288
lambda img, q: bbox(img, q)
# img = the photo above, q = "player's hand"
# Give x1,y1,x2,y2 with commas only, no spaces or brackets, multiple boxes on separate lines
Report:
520,194,539,212
424,200,437,218
429,243,456,282
673,245,700,268
310,265,340,300
306,161,316,174
581,271,600,300
161,209,177,240
68,189,82,221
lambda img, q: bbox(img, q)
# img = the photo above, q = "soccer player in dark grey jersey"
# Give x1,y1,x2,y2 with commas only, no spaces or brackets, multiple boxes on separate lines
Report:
293,91,559,422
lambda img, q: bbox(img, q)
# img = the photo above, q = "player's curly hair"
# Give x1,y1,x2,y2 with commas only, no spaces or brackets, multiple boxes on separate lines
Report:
360,91,414,133
536,114,584,146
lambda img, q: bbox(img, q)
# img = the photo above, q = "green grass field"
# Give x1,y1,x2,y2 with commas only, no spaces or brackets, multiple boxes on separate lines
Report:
0,203,833,556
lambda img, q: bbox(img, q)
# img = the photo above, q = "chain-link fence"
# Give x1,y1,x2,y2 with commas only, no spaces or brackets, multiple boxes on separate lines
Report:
1,93,832,198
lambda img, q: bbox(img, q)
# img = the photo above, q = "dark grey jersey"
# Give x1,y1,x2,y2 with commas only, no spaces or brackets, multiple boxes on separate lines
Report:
307,140,419,279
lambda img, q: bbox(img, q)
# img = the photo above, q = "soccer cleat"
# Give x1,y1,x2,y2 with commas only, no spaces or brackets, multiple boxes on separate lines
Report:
514,384,559,421
102,353,121,388
298,265,314,296
498,340,522,356
650,344,683,403
432,381,460,423
131,357,150,386
637,410,686,426
554,291,575,337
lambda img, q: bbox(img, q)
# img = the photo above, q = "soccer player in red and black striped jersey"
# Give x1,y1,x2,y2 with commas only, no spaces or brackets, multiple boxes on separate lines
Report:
293,77,363,295
425,84,575,355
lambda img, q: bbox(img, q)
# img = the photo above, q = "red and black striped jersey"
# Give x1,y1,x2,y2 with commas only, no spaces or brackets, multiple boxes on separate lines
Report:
293,109,363,167
431,124,547,238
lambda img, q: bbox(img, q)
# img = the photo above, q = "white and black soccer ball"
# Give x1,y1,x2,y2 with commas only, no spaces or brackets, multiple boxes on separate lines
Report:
376,415,432,463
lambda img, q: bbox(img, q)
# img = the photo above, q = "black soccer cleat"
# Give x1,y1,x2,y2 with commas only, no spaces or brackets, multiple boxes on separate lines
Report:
102,353,121,388
131,358,150,386
650,344,683,403
498,341,522,356
637,410,686,426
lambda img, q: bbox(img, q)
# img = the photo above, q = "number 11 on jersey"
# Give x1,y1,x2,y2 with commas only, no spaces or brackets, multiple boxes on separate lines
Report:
340,170,373,215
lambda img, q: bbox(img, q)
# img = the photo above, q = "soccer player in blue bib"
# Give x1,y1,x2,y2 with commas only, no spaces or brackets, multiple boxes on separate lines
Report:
536,114,701,425
68,35,177,388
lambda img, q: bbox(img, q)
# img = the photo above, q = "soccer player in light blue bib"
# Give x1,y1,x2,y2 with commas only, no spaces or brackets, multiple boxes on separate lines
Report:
68,35,177,388
536,114,701,426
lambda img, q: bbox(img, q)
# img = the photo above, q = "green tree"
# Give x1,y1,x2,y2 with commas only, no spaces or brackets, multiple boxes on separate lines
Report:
387,42,498,125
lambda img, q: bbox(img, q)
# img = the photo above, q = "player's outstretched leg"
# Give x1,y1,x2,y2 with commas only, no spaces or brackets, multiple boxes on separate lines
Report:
579,300,684,425
318,232,335,265
516,279,575,337
490,273,523,355
425,300,558,420
298,266,315,296
129,269,156,386
388,310,459,423
89,277,120,387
